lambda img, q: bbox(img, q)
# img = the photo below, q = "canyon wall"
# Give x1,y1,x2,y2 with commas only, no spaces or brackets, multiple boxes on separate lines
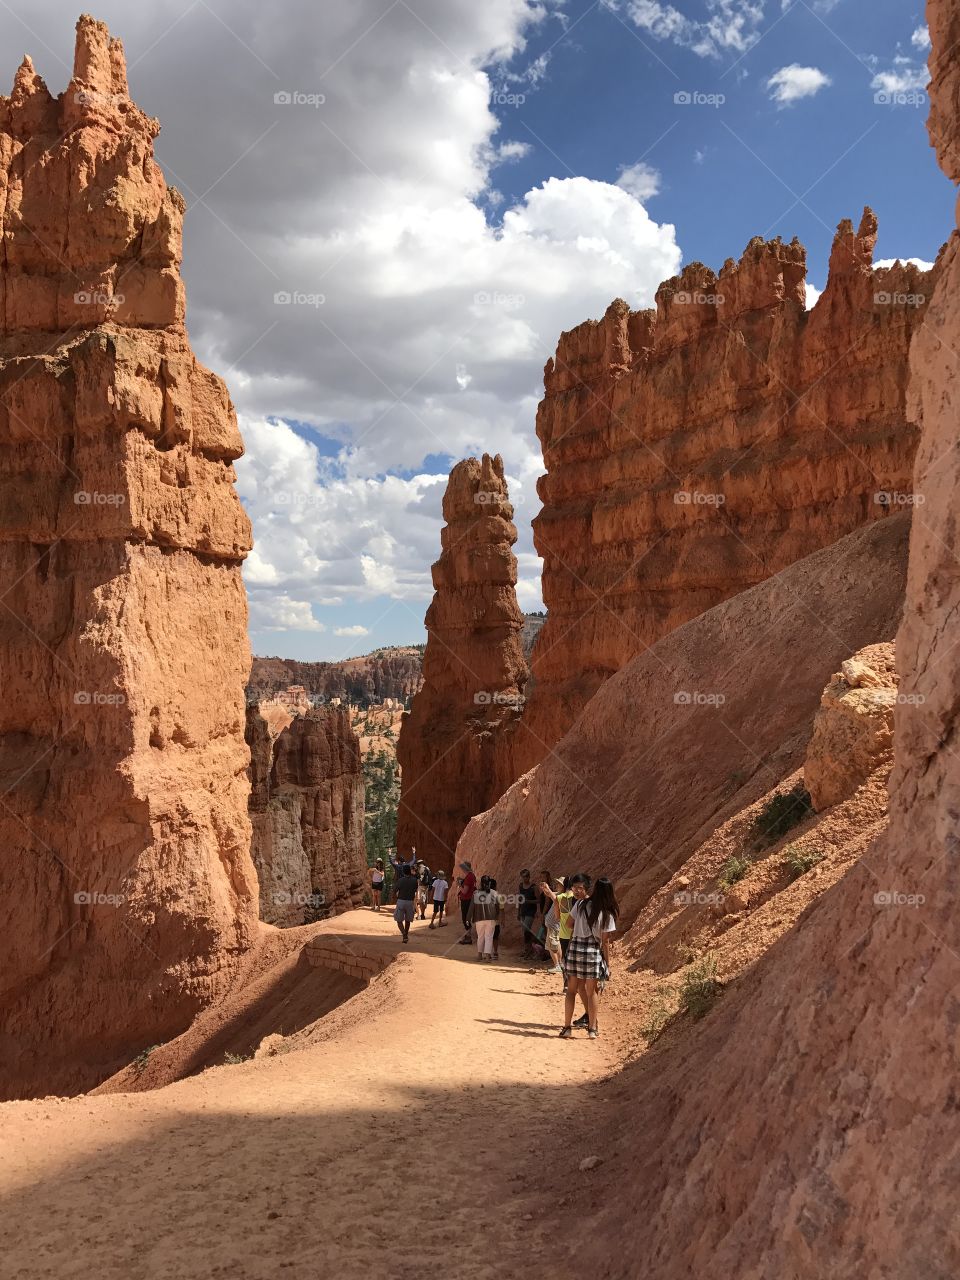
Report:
247,704,367,924
0,18,257,1099
573,7,960,1273
396,453,527,873
513,215,934,772
459,513,910,919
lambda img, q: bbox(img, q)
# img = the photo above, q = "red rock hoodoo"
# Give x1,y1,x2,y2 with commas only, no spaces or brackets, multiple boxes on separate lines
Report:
396,454,527,873
0,17,256,1100
513,216,934,773
246,703,367,925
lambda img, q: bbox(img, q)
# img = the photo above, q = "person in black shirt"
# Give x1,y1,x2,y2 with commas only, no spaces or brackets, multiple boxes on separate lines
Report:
393,864,419,943
517,868,538,958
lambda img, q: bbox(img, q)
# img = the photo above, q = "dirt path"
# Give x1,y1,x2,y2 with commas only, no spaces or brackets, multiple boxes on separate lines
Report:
0,910,615,1280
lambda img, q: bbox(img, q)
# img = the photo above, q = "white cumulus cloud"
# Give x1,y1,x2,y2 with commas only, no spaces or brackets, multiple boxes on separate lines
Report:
334,625,371,638
765,64,831,107
616,161,662,200
911,25,931,52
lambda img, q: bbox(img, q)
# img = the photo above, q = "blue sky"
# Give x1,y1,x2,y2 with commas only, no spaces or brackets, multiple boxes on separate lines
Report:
493,1,947,290
1,2,942,663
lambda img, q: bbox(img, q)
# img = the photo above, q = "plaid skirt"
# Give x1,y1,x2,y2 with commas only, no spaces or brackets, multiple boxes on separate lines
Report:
563,936,609,981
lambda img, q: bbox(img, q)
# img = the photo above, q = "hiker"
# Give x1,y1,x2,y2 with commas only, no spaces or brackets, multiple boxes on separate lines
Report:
470,875,503,961
388,850,405,902
517,868,538,958
457,861,477,939
393,862,419,945
558,877,619,1040
416,861,434,920
490,876,501,958
369,859,385,911
539,873,564,975
542,874,584,991
430,870,449,928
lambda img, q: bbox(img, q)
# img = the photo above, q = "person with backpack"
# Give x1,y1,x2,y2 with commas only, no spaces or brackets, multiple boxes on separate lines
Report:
558,877,619,1040
416,862,434,919
469,876,503,961
429,871,449,928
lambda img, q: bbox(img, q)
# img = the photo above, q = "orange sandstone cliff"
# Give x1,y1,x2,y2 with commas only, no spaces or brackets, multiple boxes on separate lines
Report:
553,6,960,1273
513,216,934,773
0,17,256,1099
396,454,527,873
246,703,367,925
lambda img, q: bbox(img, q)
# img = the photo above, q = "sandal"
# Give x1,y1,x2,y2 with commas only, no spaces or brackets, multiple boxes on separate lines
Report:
588,1027,599,1039
558,1026,573,1038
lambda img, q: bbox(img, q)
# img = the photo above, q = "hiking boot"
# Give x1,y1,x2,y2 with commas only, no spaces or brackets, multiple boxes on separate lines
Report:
574,1013,589,1028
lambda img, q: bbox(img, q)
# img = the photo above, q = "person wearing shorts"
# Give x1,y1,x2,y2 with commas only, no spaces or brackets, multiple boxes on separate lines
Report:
430,873,449,928
393,864,419,944
416,862,434,919
369,859,385,911
539,874,564,974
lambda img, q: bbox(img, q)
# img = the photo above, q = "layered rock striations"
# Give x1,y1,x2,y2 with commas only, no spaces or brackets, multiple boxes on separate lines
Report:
246,704,367,925
514,215,934,772
248,647,424,707
0,18,256,1099
396,454,527,873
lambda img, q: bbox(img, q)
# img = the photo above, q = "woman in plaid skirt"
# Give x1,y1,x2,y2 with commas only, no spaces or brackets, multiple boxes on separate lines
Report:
558,878,619,1040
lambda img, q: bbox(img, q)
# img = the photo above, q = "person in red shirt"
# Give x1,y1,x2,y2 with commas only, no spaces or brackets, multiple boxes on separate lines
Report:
457,860,477,939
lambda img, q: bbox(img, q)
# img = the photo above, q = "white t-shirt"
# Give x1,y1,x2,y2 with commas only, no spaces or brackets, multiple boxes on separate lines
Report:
432,877,449,902
570,901,616,941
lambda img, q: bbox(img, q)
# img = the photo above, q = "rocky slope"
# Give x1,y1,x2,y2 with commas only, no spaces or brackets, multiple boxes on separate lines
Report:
458,514,910,918
248,647,424,707
0,18,257,1100
513,214,934,774
396,453,527,872
247,705,367,924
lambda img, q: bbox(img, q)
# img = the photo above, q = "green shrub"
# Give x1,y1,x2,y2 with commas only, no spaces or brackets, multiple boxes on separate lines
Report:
750,784,813,850
677,956,722,1020
132,1045,159,1075
223,1051,252,1065
641,991,675,1043
718,854,752,890
785,844,825,880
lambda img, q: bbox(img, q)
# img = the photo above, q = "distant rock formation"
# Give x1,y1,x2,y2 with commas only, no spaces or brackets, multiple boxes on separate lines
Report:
0,17,256,1099
246,705,367,924
513,214,934,773
804,642,898,810
248,648,424,707
396,454,527,873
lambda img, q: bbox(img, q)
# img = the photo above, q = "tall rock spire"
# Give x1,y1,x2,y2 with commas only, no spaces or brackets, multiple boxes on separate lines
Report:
396,453,527,874
0,17,256,1099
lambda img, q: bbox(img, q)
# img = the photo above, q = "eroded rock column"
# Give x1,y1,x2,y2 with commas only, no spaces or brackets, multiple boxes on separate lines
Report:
0,17,256,1099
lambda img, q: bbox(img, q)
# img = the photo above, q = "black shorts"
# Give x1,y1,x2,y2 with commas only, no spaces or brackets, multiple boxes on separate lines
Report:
432,899,446,913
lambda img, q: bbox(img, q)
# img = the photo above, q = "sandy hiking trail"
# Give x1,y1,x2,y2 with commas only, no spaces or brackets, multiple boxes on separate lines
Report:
0,909,615,1280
